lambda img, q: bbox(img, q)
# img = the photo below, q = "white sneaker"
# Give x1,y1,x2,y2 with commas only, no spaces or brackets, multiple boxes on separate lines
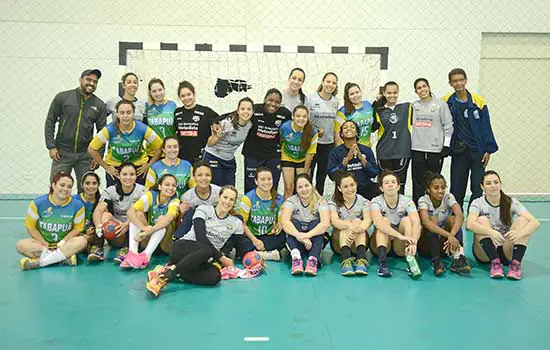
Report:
257,250,281,261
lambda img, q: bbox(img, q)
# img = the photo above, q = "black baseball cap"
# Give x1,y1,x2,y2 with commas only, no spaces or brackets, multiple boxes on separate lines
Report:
81,69,102,79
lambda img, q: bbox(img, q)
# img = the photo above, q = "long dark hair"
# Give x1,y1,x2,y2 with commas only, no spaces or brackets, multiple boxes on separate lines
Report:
376,81,399,111
288,68,306,104
413,78,432,97
50,171,74,195
230,97,254,129
482,170,512,227
292,105,314,152
343,82,361,115
255,166,278,209
332,171,357,208
115,162,137,200
150,173,177,194
80,171,101,204
317,72,338,96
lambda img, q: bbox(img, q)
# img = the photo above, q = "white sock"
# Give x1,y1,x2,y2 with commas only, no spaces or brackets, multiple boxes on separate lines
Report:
129,223,140,253
452,246,464,259
290,248,301,260
39,248,66,267
258,250,281,261
144,228,166,259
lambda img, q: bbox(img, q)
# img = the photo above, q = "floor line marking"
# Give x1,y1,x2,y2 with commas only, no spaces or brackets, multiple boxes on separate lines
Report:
244,337,270,342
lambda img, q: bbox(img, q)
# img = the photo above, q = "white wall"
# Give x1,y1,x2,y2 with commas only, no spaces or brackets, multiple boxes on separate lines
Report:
1,0,549,196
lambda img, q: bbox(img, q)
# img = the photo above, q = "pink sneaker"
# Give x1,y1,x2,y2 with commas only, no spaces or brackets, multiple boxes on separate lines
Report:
305,257,318,276
121,251,144,269
507,259,522,280
291,258,304,275
490,258,504,279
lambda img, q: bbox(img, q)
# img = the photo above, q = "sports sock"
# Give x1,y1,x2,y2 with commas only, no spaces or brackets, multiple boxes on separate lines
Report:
39,248,66,267
290,248,301,260
341,246,352,260
356,245,367,260
480,238,498,261
512,244,527,262
144,228,166,259
128,223,140,253
452,246,464,259
377,246,387,263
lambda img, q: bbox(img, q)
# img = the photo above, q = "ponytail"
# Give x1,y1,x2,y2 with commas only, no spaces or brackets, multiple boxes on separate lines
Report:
499,190,513,228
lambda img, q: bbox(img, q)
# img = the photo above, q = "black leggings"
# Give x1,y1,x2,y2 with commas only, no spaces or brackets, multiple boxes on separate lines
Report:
411,151,443,203
311,143,334,195
169,239,221,286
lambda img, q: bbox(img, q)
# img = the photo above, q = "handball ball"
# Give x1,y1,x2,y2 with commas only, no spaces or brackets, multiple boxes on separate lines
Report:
102,220,120,240
242,251,263,269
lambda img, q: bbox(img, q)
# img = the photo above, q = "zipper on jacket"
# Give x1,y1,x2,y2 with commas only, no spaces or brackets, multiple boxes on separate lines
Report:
74,96,84,152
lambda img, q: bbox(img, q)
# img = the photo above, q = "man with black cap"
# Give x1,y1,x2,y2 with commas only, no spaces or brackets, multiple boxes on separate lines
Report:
45,69,108,192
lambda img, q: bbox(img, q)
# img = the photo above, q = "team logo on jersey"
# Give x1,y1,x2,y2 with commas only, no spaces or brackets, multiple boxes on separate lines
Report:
275,120,282,127
463,109,469,119
91,106,98,112
192,115,200,122
389,113,399,124
473,110,480,119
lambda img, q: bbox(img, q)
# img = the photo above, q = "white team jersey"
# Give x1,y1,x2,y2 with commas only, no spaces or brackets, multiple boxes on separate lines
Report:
99,184,146,222
418,193,457,226
283,195,329,224
371,194,417,226
180,185,221,209
306,93,338,144
328,194,370,221
469,196,527,234
184,205,243,250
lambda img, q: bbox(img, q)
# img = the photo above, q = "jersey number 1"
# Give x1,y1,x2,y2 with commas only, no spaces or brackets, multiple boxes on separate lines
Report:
391,131,397,139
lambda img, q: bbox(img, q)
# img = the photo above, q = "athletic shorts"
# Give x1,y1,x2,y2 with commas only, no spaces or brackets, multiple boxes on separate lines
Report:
280,160,305,169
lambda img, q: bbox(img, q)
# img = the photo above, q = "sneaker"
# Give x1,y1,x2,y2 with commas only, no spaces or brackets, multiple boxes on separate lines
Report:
377,260,392,277
291,257,304,275
137,252,149,269
406,255,422,279
490,258,504,279
354,258,369,276
340,257,355,276
432,259,446,277
62,255,78,266
120,251,141,269
450,255,472,274
146,276,168,298
87,246,104,262
304,257,318,276
20,257,40,270
257,250,281,261
113,247,129,264
148,264,168,282
507,259,522,280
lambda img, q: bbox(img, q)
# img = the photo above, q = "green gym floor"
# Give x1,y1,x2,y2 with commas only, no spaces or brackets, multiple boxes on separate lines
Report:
1,200,549,350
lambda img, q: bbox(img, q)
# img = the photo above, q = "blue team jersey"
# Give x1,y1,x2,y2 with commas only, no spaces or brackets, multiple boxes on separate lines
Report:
72,193,96,233
280,120,318,163
240,189,284,236
146,159,193,198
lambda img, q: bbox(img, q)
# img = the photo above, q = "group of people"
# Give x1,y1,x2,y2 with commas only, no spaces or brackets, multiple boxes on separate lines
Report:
16,66,541,296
